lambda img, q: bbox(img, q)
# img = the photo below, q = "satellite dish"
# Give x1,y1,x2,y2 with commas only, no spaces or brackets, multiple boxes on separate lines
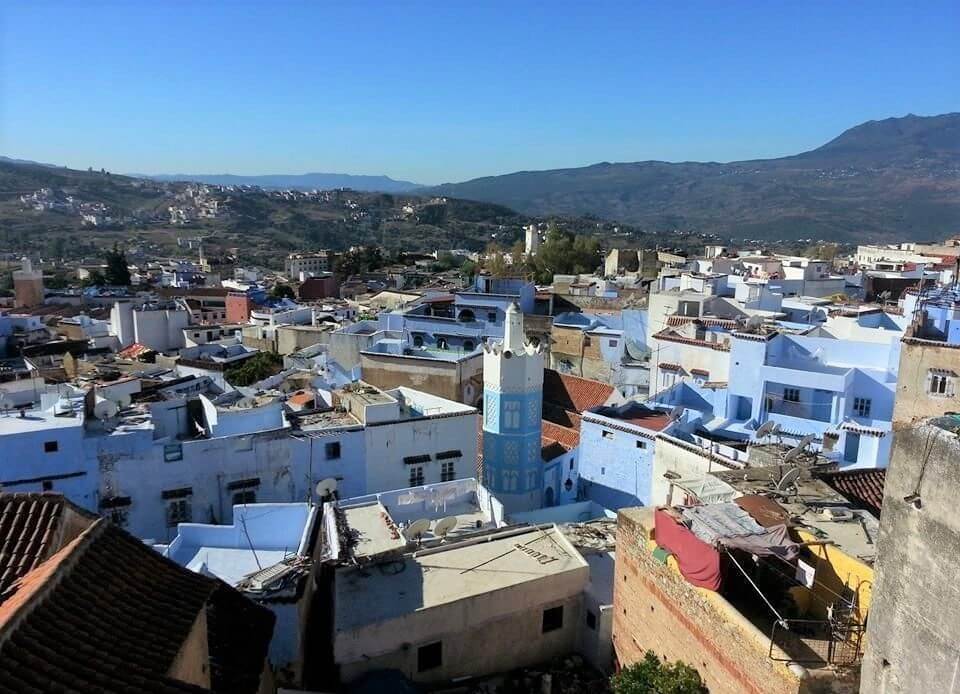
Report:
776,467,802,491
405,518,432,543
315,477,338,498
669,406,683,420
745,315,764,332
783,446,803,463
756,421,776,438
798,434,816,450
434,516,458,539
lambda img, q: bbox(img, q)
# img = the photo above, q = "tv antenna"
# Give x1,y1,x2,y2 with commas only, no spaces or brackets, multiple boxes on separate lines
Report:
434,516,458,540
405,518,432,546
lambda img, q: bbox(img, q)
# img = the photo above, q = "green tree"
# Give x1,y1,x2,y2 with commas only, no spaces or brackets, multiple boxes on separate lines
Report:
529,224,601,283
483,242,509,277
335,246,385,277
224,352,284,387
271,283,296,300
611,651,706,694
104,244,131,286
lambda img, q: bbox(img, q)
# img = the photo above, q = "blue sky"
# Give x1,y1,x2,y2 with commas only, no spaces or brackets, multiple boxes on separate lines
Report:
1,1,957,184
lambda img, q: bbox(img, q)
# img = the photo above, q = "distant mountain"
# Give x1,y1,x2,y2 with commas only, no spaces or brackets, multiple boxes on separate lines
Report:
136,171,424,193
429,113,960,242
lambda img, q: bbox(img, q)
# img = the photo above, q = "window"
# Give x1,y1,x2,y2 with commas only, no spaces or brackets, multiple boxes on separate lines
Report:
487,311,497,322
463,340,475,351
232,490,256,505
929,371,955,397
784,387,800,403
325,442,341,460
43,441,58,453
441,461,455,482
504,401,520,429
853,397,872,417
609,339,618,347
417,641,442,672
164,443,183,462
166,498,192,527
602,430,614,440
586,610,597,630
42,480,53,491
636,440,647,449
413,335,424,348
542,606,564,633
409,465,425,487
569,458,575,470
601,466,606,475
108,507,129,527
437,337,448,350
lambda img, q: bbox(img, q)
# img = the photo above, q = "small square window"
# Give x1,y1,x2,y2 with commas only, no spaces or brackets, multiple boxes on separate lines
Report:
42,480,53,491
409,465,425,487
636,440,647,449
542,605,564,633
164,443,183,462
232,490,256,505
43,441,58,453
609,339,618,347
601,466,605,475
853,397,871,418
487,311,497,322
417,641,442,672
586,610,597,630
325,442,341,460
784,388,800,403
441,461,456,482
602,430,614,440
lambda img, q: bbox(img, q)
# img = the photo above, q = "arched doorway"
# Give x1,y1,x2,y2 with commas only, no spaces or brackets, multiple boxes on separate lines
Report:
544,487,555,507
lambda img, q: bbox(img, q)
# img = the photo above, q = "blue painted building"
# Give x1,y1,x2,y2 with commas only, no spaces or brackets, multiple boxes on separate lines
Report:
577,403,673,511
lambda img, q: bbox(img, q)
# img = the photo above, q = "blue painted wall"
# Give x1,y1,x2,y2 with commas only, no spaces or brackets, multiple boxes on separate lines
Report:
577,417,654,511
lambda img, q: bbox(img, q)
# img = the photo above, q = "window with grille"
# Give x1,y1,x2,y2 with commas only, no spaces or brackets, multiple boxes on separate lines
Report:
504,401,520,429
441,461,455,482
929,372,955,396
784,388,800,403
409,465,425,487
232,490,256,505
325,442,341,460
166,498,192,527
853,397,871,417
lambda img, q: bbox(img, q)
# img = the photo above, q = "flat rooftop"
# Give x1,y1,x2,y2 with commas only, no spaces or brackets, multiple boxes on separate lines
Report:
335,525,587,632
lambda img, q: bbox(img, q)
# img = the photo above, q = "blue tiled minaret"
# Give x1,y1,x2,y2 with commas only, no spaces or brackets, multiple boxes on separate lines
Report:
482,302,544,512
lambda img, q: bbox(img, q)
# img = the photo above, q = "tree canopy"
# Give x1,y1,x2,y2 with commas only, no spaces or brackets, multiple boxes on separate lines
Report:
610,652,706,694
224,352,284,387
104,244,131,286
270,283,296,300
335,246,385,277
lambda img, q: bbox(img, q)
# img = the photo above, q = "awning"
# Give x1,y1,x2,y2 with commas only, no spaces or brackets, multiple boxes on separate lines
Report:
673,476,738,505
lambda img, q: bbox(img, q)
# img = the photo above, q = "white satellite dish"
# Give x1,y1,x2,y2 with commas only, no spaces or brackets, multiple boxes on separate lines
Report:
783,446,803,463
798,434,816,450
755,421,776,438
405,518,432,543
776,467,802,491
434,516,458,539
745,315,764,332
669,406,683,420
315,477,338,498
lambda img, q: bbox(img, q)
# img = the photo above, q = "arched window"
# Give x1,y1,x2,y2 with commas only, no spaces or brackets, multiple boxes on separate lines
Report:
413,335,424,348
463,340,475,352
458,309,475,323
437,337,448,350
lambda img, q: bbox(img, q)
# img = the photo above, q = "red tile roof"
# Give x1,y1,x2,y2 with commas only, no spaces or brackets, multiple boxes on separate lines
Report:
0,493,96,603
542,369,614,430
817,469,886,517
541,439,569,461
658,362,683,372
541,420,581,449
0,495,274,694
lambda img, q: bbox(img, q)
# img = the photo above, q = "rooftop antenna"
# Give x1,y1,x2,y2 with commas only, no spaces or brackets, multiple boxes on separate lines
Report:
776,466,802,493
315,477,338,502
434,516,458,541
405,518,431,547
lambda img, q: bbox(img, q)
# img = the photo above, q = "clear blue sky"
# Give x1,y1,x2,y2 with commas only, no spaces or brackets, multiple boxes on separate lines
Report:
2,1,957,184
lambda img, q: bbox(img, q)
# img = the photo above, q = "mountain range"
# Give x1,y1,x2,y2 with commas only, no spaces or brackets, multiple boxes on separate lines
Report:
134,171,423,193
429,113,960,242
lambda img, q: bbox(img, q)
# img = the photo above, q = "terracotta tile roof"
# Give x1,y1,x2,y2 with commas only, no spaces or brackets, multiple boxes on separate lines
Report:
117,342,156,360
0,493,96,603
658,362,683,372
817,469,886,517
541,420,581,449
542,369,615,415
541,438,569,462
690,368,710,377
288,389,316,407
0,496,274,694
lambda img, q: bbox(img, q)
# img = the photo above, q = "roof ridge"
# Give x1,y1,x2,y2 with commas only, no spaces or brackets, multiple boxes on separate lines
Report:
0,517,106,645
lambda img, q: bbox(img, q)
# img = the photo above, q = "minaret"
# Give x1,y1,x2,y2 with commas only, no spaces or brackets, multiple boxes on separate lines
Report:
482,302,545,513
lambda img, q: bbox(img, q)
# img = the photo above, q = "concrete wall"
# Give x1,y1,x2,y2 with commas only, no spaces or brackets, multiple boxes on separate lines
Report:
892,338,960,425
578,417,655,511
336,572,587,684
861,422,960,693
360,352,483,405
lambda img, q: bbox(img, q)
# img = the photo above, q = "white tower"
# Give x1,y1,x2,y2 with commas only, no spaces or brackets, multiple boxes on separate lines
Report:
482,302,545,513
524,224,541,257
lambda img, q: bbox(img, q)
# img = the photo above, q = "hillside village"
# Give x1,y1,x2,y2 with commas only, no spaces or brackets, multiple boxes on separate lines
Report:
0,230,958,693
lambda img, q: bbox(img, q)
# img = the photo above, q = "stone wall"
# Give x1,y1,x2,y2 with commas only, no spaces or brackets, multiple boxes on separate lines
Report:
892,338,960,425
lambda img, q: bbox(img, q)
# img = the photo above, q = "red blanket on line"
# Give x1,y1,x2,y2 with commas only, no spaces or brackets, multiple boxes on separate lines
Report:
654,509,722,591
